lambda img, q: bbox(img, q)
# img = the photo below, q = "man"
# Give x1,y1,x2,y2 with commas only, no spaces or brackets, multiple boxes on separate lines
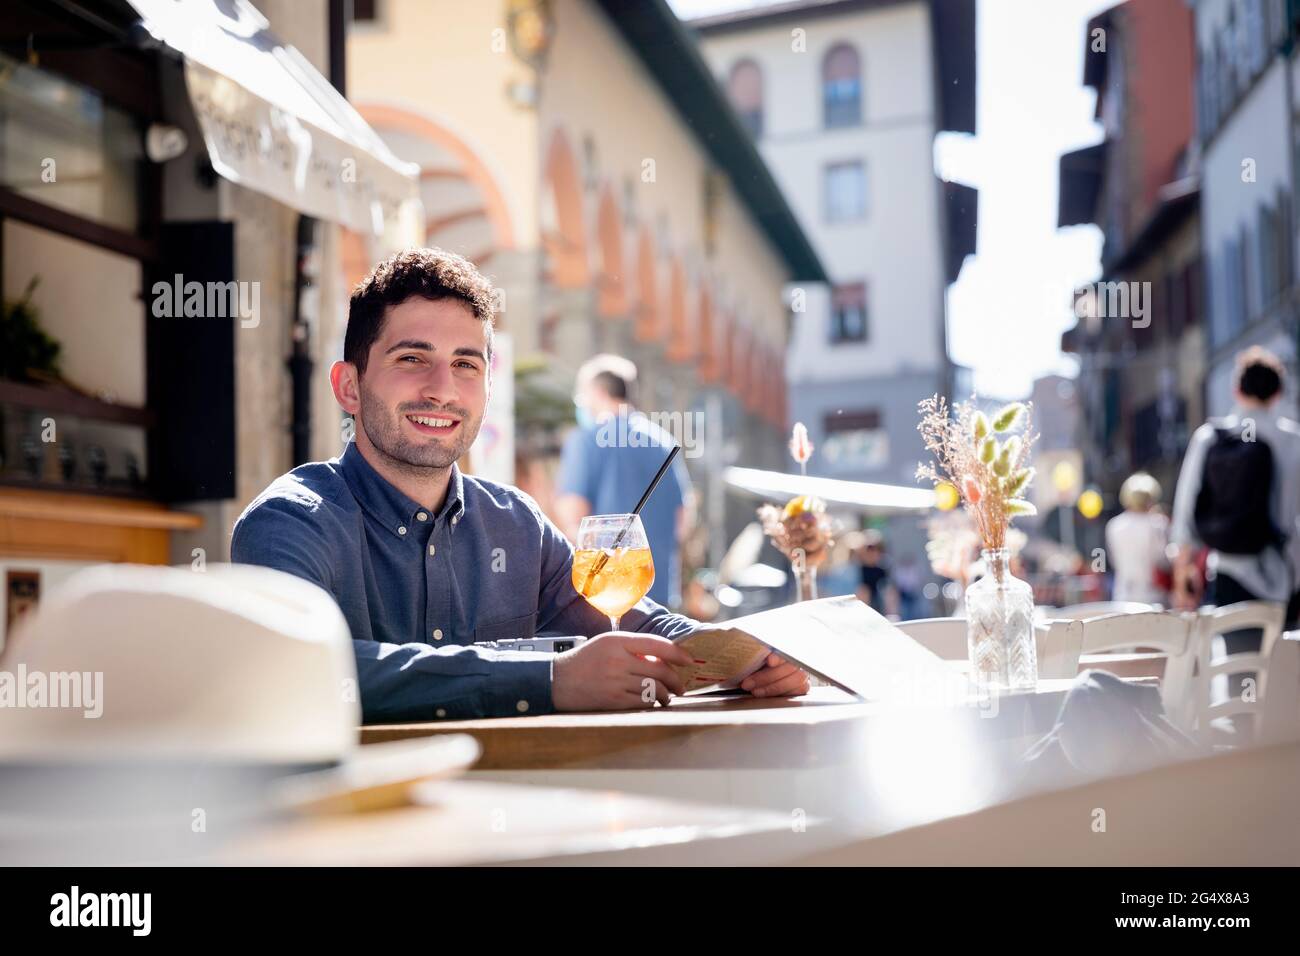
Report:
1170,346,1300,628
231,248,807,722
554,355,692,608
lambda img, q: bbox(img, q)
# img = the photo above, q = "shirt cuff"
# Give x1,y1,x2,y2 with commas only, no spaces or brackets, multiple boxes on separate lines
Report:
480,653,555,717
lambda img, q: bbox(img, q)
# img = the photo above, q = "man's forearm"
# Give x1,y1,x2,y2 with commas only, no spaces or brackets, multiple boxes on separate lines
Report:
1171,545,1200,608
625,602,699,640
353,640,555,723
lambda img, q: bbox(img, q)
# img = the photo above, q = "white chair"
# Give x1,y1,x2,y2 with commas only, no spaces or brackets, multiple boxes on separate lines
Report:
1182,601,1292,747
895,616,1062,675
1039,602,1164,654
892,617,969,661
895,605,1300,748
1037,612,1194,724
897,612,1193,722
1261,631,1300,746
1049,601,1162,621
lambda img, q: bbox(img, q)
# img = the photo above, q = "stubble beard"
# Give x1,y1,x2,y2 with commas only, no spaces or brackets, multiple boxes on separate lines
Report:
357,382,479,477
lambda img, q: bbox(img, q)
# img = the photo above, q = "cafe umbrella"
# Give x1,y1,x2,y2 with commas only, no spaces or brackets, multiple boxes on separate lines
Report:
722,467,936,515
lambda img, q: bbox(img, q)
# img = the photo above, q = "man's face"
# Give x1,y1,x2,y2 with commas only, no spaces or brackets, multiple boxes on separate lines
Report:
573,377,602,420
348,297,490,470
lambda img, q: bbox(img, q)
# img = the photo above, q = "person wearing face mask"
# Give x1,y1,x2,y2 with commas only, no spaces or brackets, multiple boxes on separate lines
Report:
554,354,694,609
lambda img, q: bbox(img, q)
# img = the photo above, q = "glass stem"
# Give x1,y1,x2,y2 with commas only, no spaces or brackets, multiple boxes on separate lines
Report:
609,615,620,633
796,567,819,602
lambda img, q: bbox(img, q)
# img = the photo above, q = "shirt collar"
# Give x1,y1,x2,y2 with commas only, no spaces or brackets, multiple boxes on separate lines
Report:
1232,403,1276,419
340,441,466,538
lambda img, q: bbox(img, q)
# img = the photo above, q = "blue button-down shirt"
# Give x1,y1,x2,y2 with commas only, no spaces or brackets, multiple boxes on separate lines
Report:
230,441,700,723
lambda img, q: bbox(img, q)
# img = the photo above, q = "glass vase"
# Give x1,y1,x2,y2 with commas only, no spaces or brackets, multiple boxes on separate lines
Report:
793,566,818,603
964,548,1037,691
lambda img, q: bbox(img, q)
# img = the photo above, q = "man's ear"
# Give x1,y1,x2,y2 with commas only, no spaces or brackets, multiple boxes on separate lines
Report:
330,360,362,416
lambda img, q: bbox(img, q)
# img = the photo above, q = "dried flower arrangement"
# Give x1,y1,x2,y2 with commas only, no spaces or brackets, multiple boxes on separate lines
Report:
915,396,1039,553
758,422,833,600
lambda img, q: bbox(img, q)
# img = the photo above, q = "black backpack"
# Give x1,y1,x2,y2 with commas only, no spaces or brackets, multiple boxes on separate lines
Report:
1193,423,1284,554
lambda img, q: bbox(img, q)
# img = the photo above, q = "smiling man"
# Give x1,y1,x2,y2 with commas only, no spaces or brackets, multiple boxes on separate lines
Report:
231,248,808,722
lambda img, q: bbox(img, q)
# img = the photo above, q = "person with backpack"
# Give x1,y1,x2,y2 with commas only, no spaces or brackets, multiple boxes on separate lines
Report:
1170,347,1300,629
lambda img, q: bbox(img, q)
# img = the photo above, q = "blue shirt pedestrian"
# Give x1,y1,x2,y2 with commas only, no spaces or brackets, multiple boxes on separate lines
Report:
231,441,698,723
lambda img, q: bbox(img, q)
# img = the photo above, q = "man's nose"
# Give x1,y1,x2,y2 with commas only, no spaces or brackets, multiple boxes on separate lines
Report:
419,362,458,406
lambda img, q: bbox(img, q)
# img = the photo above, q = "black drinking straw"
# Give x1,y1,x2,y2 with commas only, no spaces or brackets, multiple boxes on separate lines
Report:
579,445,681,595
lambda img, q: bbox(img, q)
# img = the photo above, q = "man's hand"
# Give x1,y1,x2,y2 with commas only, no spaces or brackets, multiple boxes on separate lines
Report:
1172,546,1201,611
552,632,693,712
740,652,811,698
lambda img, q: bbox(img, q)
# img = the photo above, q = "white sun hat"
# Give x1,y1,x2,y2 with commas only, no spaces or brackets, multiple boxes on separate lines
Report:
0,562,359,764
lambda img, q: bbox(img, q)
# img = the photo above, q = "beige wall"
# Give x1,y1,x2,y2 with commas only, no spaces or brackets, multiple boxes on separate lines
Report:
543,0,791,348
347,0,540,245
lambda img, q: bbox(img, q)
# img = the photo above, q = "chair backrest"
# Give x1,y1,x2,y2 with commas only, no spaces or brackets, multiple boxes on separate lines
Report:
1183,601,1291,746
1034,611,1194,719
1050,601,1161,621
894,617,1060,677
892,617,967,660
1260,631,1300,746
892,607,1300,746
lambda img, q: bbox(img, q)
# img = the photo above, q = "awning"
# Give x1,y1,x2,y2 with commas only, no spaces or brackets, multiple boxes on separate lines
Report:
724,467,936,515
127,0,420,236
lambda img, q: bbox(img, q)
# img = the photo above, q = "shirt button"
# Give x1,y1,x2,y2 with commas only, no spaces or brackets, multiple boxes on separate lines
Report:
432,628,443,641
436,708,447,718
428,544,436,557
416,512,428,522
451,515,459,525
516,700,530,713
397,526,407,536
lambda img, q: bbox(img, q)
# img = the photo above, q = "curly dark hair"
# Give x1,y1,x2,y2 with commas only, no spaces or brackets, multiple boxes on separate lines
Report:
345,247,496,375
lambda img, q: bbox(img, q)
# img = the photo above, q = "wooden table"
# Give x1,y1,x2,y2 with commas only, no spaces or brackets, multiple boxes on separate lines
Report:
361,679,1148,771
222,779,805,866
358,676,1155,836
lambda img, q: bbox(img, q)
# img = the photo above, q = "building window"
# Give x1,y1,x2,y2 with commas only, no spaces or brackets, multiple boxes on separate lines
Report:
727,59,764,139
824,161,866,222
1184,256,1203,332
1266,0,1287,47
0,52,142,232
830,282,868,343
822,43,861,128
1217,33,1233,113
1200,43,1217,139
823,409,888,471
1246,0,1267,75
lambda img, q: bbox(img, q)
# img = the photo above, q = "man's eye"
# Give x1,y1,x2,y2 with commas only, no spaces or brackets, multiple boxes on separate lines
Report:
455,360,480,370
400,355,422,363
